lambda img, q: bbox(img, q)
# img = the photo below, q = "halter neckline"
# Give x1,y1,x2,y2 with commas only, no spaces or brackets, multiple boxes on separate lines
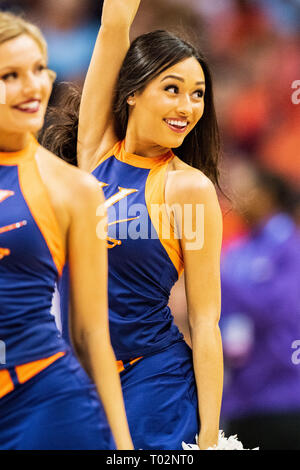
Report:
0,134,38,165
114,140,174,169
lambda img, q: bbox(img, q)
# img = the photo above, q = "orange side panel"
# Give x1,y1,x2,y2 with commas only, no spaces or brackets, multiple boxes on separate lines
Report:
15,351,65,384
129,356,143,366
116,356,143,374
0,369,14,399
18,153,65,276
145,162,184,277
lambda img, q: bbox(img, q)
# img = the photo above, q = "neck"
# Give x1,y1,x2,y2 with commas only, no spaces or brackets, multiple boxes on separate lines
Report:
124,128,169,158
0,131,31,152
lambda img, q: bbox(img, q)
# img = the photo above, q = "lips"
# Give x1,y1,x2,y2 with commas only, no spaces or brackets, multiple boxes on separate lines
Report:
164,118,189,134
13,99,41,114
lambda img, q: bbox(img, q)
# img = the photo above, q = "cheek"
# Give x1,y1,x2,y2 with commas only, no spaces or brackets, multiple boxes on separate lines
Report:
188,104,204,132
135,99,162,126
0,103,15,131
4,82,22,105
140,89,170,116
41,78,52,101
195,102,205,120
0,104,9,121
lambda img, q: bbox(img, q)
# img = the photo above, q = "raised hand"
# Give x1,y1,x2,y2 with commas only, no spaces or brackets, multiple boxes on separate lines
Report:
78,0,141,171
101,0,141,29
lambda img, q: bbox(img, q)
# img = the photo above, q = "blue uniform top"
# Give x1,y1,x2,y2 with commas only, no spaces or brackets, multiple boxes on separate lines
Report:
60,141,184,361
0,135,67,369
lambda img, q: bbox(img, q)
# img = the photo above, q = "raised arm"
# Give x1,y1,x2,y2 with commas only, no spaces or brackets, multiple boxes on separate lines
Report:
67,174,133,449
78,0,141,172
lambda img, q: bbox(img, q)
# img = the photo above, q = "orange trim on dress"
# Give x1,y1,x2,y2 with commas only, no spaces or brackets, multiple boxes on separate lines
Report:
0,134,37,166
0,369,14,399
92,140,174,171
93,140,183,275
0,351,66,399
116,356,143,374
145,161,184,277
91,141,122,173
0,134,65,276
18,145,65,277
116,140,173,169
15,351,65,384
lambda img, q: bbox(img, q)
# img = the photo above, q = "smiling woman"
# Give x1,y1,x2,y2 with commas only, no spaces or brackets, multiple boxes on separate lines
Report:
0,34,53,148
42,0,223,451
160,69,205,133
122,57,206,152
0,11,133,450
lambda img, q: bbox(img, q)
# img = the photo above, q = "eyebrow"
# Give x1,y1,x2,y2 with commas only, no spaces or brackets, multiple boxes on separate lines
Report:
161,74,205,86
0,59,46,73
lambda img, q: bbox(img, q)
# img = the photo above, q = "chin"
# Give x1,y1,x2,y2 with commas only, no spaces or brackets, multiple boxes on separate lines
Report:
171,139,185,149
14,110,45,133
157,134,185,150
19,119,44,135
29,123,44,134
169,138,186,150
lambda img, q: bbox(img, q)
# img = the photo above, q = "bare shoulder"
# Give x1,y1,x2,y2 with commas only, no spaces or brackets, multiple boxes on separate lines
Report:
166,155,218,206
36,146,103,212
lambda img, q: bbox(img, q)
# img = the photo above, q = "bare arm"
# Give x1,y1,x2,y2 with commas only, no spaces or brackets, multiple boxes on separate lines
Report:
78,0,141,171
169,171,223,450
67,175,133,449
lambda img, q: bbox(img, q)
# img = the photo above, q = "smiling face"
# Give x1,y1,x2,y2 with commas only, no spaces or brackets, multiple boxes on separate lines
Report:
126,57,206,153
0,34,52,137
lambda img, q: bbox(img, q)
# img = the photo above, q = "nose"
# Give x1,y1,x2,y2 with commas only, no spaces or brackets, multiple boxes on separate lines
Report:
22,71,40,96
176,93,193,116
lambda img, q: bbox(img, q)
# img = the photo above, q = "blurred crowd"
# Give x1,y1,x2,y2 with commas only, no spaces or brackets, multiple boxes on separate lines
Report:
2,0,300,450
3,0,299,225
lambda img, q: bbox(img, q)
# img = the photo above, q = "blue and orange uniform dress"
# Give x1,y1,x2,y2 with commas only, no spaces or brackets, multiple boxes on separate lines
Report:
60,140,200,449
0,135,114,450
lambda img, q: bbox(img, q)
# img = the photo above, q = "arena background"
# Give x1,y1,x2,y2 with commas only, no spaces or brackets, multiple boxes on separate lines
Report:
1,0,299,449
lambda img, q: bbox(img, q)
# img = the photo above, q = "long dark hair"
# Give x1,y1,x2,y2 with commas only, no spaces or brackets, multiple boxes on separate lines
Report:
40,82,81,166
42,30,221,188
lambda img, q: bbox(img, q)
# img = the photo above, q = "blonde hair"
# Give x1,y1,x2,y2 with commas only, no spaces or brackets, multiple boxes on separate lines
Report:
0,11,56,82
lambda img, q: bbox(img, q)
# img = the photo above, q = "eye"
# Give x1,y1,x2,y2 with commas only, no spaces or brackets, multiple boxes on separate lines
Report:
193,89,205,99
1,72,18,81
165,85,179,94
36,64,47,73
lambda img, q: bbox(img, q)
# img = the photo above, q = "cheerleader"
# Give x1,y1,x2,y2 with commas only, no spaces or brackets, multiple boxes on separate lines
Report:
44,0,223,450
0,11,132,450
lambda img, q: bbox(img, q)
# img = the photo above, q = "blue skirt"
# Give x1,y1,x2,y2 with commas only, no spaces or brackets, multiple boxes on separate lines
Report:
121,340,200,450
0,352,115,450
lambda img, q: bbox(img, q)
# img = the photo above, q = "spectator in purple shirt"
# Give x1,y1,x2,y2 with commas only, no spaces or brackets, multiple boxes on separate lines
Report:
220,161,300,450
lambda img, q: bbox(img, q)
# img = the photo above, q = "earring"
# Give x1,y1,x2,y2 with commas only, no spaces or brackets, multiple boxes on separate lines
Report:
127,94,135,106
